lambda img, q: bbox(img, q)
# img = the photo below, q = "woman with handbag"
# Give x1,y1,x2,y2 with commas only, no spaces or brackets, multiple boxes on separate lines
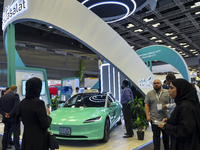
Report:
158,79,200,150
17,77,52,150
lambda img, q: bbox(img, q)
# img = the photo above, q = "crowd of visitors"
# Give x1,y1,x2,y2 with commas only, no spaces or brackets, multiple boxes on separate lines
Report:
120,74,200,150
0,74,200,150
0,77,52,150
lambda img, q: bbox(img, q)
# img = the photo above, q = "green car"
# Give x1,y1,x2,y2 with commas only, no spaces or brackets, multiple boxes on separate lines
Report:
50,92,122,142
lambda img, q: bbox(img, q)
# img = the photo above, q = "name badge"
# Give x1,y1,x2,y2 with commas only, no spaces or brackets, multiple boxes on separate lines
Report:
157,103,162,111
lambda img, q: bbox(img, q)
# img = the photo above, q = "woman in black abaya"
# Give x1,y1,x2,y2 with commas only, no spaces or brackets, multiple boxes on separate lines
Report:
17,77,52,150
158,79,200,150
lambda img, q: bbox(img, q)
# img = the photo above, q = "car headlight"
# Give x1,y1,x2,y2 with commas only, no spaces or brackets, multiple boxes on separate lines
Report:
84,116,102,123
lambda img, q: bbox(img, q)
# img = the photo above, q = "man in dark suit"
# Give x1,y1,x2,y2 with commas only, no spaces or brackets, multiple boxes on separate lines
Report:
0,85,20,150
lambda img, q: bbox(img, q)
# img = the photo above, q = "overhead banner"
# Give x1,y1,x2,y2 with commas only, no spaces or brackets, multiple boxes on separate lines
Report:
136,45,190,82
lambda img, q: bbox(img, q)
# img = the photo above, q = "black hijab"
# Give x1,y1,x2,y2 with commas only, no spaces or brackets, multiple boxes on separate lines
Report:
25,77,42,99
172,79,200,136
172,79,200,106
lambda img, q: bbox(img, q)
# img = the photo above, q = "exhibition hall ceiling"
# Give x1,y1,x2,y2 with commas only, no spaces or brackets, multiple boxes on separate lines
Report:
0,0,199,74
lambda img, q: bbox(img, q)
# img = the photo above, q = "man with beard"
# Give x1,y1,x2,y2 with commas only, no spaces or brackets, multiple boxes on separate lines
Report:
145,79,170,150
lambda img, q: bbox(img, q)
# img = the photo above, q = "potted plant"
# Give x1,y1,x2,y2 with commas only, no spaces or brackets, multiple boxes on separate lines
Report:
51,96,60,111
128,97,149,140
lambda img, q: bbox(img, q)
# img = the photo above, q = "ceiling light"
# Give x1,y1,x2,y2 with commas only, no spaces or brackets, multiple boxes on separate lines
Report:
150,37,157,40
181,53,186,55
195,2,200,6
165,33,174,36
190,49,196,51
155,40,163,43
184,55,189,57
49,26,53,29
191,2,200,8
195,53,199,56
152,23,160,27
83,1,137,23
171,36,178,39
179,51,183,53
172,48,176,50
127,23,134,28
180,43,187,45
183,45,189,48
134,29,143,32
193,51,198,53
143,18,154,22
131,46,135,48
167,45,172,48
195,11,200,15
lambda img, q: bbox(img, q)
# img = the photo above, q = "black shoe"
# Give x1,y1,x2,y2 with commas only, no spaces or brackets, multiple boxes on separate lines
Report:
9,141,14,145
7,145,12,149
124,133,127,135
123,135,133,138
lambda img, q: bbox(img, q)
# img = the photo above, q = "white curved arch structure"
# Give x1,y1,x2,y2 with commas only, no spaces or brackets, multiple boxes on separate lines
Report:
3,0,155,95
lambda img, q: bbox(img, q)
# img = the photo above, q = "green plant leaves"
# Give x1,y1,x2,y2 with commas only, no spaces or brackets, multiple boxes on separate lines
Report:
130,96,149,132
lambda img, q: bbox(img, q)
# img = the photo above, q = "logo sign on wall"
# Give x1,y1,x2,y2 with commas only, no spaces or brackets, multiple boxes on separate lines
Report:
138,76,153,88
136,45,190,82
23,73,34,80
2,0,27,30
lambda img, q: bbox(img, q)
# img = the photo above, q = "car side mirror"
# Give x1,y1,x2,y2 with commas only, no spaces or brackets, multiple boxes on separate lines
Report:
110,102,117,107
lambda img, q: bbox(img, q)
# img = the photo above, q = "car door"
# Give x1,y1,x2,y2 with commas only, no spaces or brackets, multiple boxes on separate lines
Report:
107,95,118,124
109,93,121,118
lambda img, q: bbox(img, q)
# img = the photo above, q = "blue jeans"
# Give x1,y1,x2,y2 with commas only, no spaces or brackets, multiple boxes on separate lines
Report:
2,121,20,150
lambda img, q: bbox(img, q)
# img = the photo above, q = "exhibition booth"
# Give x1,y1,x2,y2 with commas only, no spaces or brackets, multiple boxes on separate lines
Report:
1,0,195,150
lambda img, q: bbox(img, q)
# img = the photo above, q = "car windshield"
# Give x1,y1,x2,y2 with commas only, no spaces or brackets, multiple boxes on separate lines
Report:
63,94,106,108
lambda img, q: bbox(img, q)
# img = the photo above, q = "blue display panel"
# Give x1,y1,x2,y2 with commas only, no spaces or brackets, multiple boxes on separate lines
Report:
22,80,46,96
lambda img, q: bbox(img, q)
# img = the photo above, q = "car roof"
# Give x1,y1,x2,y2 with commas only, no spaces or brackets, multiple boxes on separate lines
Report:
75,93,107,96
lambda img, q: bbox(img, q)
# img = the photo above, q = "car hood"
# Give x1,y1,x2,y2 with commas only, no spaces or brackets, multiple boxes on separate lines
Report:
50,107,108,125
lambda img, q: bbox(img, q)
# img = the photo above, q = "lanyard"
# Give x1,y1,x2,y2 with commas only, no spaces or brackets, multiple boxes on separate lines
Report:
155,91,163,102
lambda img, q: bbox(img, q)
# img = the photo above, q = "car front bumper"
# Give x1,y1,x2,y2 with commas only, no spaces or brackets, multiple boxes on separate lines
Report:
50,120,105,140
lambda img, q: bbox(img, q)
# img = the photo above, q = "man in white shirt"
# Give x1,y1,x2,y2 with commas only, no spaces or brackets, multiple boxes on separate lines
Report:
71,87,79,97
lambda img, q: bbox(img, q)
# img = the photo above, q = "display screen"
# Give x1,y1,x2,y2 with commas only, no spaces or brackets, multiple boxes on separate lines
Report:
22,80,46,96
61,86,72,101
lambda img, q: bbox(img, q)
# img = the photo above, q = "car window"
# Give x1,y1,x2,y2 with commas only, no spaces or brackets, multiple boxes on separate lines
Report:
109,94,116,102
84,95,106,107
64,95,80,107
64,94,106,108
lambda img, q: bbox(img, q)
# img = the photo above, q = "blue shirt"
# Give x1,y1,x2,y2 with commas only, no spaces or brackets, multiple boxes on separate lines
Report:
162,84,170,90
121,87,134,104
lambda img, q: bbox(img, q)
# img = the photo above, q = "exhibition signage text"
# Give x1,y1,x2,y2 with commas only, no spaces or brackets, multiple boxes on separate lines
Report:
2,0,27,30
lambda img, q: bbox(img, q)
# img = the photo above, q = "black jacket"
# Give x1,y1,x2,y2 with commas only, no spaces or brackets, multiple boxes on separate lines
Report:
0,91,20,122
17,98,52,150
164,102,200,150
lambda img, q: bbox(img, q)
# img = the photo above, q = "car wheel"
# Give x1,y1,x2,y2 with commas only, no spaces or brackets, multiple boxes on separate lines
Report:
101,118,110,142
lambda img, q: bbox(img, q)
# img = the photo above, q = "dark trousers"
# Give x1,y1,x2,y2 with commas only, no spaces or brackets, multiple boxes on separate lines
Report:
151,122,169,150
2,121,20,150
122,104,133,136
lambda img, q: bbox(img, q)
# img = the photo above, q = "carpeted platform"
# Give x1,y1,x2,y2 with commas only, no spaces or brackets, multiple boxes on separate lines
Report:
135,138,165,150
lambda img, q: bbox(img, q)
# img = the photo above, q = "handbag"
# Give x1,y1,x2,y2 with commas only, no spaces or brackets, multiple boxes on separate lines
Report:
47,128,59,150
